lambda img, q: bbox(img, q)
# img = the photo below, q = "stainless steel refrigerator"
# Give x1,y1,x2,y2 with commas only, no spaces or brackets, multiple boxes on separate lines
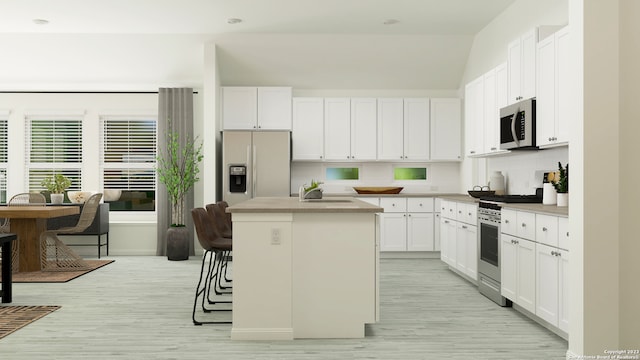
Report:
222,131,291,206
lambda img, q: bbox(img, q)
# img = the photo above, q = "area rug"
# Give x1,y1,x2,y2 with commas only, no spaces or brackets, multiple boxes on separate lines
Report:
0,305,60,339
3,260,114,283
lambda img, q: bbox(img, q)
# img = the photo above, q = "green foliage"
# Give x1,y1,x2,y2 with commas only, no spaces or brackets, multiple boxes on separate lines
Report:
552,162,569,193
304,179,323,193
156,127,204,226
41,174,71,194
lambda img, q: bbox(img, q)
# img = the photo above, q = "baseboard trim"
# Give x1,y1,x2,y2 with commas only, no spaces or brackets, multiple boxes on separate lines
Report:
380,251,441,259
231,328,294,341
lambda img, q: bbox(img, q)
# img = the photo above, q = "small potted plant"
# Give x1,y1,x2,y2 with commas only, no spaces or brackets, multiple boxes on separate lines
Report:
41,174,71,204
552,162,568,207
300,179,323,200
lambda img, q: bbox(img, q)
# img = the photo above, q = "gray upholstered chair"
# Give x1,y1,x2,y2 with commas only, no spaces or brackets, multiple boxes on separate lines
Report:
0,192,46,273
40,193,102,272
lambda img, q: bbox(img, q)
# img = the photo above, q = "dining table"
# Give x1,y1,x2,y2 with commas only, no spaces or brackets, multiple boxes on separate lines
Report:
0,206,80,272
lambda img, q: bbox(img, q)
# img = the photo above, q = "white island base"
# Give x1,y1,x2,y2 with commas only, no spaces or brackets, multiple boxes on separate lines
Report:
227,197,381,340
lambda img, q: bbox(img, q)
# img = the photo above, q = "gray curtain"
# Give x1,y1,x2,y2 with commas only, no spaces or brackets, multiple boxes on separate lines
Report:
157,88,195,256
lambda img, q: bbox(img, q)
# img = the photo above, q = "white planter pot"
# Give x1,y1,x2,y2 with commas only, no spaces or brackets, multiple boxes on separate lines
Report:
542,183,557,205
557,193,568,207
50,193,64,204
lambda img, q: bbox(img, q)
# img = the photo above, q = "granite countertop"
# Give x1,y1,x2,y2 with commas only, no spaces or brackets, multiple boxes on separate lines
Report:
227,196,383,213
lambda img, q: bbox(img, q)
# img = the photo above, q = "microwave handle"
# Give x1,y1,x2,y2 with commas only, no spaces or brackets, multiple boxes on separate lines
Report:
510,106,520,147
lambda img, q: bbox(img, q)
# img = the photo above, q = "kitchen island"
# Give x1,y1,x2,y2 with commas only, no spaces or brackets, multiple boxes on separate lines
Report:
226,196,383,340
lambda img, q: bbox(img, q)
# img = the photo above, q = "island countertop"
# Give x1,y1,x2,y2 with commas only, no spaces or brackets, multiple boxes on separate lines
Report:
226,196,383,213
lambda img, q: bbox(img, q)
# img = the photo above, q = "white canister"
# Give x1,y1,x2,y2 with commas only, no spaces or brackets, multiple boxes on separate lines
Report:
489,171,505,195
542,183,557,205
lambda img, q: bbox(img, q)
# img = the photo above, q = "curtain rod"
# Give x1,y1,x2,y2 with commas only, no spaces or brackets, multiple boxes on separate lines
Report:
0,91,199,94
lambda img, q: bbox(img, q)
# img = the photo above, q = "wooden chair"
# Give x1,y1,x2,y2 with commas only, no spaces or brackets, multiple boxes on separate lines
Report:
0,193,46,273
191,207,232,325
40,193,102,272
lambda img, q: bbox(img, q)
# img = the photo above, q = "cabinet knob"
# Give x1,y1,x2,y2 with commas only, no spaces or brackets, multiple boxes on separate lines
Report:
491,147,497,151
542,227,547,231
566,231,569,237
320,156,323,159
551,251,557,256
468,212,472,216
470,150,476,154
521,223,526,227
504,220,509,224
419,203,423,207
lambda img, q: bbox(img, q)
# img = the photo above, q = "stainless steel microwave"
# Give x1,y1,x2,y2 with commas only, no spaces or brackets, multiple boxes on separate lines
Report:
499,98,537,150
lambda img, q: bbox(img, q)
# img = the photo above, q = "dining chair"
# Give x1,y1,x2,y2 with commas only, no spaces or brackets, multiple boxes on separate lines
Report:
191,207,232,325
40,193,102,272
0,192,47,273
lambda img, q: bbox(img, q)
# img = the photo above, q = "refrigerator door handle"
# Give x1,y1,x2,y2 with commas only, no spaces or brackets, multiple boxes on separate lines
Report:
252,145,257,197
246,144,251,196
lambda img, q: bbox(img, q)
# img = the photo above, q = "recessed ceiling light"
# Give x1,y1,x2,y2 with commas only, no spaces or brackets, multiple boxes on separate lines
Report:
383,19,399,25
32,19,49,25
227,18,242,25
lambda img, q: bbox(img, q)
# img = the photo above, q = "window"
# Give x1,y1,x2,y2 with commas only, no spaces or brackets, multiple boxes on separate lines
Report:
394,167,427,180
326,167,359,180
101,116,157,211
26,116,83,193
0,117,7,203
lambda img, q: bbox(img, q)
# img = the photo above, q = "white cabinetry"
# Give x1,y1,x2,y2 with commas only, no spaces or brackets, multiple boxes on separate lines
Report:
378,98,430,161
292,97,324,160
537,26,571,148
325,98,376,161
507,28,537,104
377,98,404,160
536,243,569,332
439,199,477,281
379,197,435,252
501,234,536,313
324,98,351,160
464,76,484,157
350,98,378,160
430,98,461,161
222,86,292,130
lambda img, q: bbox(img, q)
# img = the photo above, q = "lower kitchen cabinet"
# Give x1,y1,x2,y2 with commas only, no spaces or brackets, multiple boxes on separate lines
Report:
439,199,477,281
455,222,477,281
536,243,570,332
379,197,435,252
501,234,536,314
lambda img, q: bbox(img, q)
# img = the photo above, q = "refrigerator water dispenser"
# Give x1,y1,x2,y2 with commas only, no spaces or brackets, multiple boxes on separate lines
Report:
229,165,247,193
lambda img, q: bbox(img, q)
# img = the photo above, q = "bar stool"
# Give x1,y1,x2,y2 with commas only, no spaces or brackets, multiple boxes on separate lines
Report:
191,207,232,325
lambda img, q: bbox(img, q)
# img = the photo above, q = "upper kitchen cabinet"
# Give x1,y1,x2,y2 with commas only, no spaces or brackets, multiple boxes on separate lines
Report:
430,98,461,161
464,76,484,157
292,97,324,161
222,86,292,130
507,28,537,104
324,97,376,161
349,98,377,160
537,26,571,148
377,98,430,161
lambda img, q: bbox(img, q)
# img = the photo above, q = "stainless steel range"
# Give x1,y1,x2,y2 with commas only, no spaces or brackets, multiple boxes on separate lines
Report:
477,194,542,306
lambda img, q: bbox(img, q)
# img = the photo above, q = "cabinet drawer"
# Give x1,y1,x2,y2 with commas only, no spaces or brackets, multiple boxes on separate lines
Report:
502,209,517,235
407,198,434,212
536,214,559,248
379,198,407,213
441,200,457,219
516,211,536,241
558,216,569,251
456,203,477,225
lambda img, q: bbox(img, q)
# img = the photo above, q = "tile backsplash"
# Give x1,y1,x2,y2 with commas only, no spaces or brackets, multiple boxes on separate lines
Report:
291,162,461,194
486,146,569,195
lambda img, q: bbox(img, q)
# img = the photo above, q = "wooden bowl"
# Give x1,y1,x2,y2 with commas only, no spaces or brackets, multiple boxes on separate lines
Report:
353,187,404,195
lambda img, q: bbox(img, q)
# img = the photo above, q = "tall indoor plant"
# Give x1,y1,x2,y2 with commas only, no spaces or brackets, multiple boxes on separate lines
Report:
41,174,71,204
156,127,203,260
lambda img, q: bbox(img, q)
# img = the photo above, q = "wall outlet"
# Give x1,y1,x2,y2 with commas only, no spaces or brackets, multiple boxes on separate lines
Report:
271,228,281,245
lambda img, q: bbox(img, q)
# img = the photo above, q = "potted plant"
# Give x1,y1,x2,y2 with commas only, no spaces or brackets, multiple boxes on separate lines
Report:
41,174,71,204
552,162,569,207
156,127,203,260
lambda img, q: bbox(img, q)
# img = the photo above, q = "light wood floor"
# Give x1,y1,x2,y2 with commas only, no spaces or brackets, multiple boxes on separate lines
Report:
0,256,567,359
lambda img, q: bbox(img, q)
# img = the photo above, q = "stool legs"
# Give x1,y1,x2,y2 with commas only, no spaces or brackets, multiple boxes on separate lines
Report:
193,249,231,325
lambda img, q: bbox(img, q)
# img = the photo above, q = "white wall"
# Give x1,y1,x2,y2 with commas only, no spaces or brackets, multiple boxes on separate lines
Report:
0,92,205,256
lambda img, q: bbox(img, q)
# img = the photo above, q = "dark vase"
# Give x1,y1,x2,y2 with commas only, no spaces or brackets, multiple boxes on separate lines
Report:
167,226,189,261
